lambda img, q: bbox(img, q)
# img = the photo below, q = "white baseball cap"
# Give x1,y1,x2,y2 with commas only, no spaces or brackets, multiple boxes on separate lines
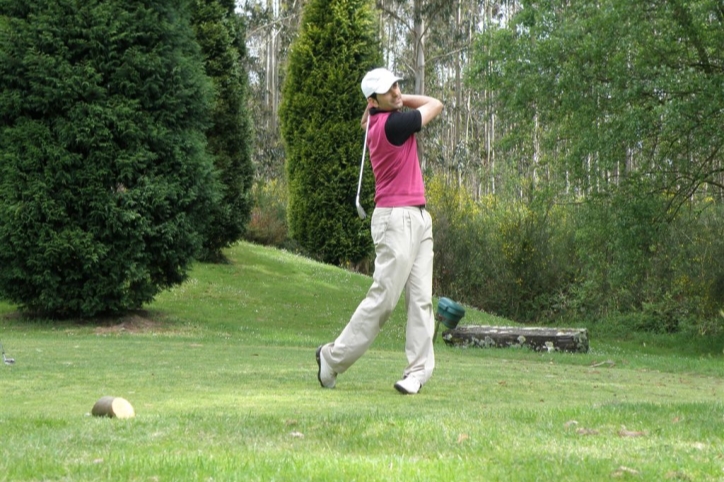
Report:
361,68,403,98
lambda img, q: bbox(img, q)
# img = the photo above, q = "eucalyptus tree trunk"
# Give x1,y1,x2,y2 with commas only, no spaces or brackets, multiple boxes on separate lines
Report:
246,0,523,197
375,0,497,176
264,0,279,130
412,0,425,96
243,0,303,180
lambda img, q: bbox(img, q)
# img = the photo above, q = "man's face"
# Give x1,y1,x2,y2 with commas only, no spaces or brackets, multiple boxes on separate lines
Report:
372,82,402,111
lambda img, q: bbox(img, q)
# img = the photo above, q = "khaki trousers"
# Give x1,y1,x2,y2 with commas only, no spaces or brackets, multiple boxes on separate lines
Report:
323,206,435,385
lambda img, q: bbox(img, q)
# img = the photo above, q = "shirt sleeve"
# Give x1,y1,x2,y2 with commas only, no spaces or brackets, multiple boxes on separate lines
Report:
385,110,422,147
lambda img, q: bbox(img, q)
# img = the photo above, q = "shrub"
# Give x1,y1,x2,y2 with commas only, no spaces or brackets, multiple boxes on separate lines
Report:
245,179,290,248
191,0,254,261
0,0,217,317
428,177,576,323
279,0,380,266
427,176,724,332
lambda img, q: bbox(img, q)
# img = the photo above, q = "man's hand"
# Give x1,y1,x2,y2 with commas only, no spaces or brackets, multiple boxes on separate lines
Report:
360,101,374,129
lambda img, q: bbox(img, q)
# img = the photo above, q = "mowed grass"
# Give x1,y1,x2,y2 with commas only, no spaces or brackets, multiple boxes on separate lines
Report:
1,242,724,481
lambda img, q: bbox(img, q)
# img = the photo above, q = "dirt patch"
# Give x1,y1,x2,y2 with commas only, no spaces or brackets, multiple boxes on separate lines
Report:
2,308,171,334
93,311,167,335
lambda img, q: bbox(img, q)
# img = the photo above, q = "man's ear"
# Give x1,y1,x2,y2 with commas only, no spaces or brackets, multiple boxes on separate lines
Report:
367,98,378,108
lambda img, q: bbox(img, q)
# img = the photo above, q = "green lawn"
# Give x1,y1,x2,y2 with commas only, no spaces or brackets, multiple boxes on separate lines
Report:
1,242,723,481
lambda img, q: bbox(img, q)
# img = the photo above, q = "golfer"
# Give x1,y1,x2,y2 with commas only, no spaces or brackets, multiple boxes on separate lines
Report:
316,67,443,394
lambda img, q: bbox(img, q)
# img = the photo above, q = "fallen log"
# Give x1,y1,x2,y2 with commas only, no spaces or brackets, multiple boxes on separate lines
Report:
442,325,589,353
91,396,135,419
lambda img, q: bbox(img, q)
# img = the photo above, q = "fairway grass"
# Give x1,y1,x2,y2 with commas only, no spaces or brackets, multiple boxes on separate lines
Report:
1,242,724,481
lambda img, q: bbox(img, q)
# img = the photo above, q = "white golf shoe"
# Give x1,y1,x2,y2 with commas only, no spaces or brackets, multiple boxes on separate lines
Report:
394,376,422,395
316,345,337,388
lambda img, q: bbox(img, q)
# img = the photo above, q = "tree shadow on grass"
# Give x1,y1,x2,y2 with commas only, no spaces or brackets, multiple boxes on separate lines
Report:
1,308,170,333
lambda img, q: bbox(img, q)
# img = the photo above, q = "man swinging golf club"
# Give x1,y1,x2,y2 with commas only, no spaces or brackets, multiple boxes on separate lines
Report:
316,68,443,394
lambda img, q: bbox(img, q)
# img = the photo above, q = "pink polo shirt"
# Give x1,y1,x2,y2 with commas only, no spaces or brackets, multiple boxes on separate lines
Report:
367,110,426,207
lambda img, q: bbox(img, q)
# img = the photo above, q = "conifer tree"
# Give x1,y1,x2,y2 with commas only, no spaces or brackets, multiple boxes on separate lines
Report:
0,0,217,317
191,0,254,261
279,0,380,265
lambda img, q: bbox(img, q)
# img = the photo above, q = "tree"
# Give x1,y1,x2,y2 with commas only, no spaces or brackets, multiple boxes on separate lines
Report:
244,0,511,194
0,0,218,317
469,0,724,207
191,0,255,261
466,0,724,327
243,0,304,181
279,0,381,265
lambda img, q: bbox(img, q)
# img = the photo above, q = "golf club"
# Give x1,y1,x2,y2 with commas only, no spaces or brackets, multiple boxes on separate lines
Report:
355,115,371,220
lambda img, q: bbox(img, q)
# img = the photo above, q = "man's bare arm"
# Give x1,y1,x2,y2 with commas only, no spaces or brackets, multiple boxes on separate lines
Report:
401,94,443,126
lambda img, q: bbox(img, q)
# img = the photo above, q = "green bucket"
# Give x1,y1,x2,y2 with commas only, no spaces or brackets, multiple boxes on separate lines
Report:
436,297,465,330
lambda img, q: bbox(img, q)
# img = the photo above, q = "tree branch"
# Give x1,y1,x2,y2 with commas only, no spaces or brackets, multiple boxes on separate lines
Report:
427,44,471,64
667,0,712,74
246,13,300,39
375,1,413,33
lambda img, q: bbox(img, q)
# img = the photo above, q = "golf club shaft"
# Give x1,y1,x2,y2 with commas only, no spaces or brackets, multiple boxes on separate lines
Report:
355,115,371,219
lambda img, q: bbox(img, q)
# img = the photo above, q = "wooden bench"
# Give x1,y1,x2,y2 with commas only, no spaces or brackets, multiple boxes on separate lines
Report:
441,325,589,353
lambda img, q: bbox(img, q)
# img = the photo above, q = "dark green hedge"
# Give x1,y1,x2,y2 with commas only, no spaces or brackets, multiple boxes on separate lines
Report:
0,0,218,317
191,0,253,261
